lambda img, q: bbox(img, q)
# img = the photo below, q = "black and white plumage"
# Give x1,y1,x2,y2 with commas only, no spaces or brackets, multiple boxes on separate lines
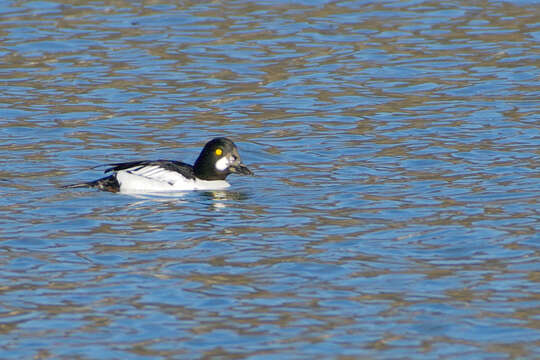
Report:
64,137,253,193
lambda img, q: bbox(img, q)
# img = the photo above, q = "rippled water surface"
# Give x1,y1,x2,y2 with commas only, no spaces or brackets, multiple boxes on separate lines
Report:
1,0,539,358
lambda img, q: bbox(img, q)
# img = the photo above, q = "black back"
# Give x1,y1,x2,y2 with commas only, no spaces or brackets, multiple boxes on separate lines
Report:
104,160,197,180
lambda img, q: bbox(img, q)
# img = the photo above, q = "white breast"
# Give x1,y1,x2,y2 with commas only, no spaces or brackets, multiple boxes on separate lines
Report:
116,166,230,193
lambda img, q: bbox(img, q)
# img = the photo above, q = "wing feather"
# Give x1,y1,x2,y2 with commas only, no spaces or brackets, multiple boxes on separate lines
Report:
104,160,196,180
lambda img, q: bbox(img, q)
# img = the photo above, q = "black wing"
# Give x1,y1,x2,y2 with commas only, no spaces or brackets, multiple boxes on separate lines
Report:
103,160,197,180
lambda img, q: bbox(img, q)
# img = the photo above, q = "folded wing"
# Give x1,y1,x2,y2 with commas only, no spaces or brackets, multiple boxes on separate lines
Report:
107,161,197,192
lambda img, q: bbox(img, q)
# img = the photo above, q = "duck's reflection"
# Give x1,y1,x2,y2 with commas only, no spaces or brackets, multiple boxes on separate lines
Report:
199,190,251,211
124,190,251,211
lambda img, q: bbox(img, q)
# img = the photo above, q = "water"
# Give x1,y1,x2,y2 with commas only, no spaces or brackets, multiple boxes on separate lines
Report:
1,0,539,359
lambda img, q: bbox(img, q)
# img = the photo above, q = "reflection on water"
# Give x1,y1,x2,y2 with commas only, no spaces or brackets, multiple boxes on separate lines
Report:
0,0,539,358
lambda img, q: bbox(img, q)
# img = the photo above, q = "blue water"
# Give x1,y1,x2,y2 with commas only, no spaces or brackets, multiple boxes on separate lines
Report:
0,0,539,359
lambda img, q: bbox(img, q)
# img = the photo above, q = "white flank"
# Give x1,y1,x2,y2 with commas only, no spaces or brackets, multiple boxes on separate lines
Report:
116,167,230,194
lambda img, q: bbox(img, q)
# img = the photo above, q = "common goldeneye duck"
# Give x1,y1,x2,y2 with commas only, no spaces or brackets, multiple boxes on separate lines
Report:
64,137,253,193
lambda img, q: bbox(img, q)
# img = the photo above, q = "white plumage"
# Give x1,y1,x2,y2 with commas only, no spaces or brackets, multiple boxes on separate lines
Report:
116,166,230,193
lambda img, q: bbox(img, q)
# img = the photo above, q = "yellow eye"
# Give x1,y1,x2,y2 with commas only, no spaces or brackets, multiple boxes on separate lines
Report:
215,148,223,156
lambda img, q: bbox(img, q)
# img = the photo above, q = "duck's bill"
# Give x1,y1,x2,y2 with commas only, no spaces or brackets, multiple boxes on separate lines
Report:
230,164,253,175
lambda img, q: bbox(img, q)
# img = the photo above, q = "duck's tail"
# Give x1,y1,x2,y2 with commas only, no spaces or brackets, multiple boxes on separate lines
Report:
62,175,120,193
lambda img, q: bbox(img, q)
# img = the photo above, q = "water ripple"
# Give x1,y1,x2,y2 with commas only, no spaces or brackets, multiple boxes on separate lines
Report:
0,0,539,358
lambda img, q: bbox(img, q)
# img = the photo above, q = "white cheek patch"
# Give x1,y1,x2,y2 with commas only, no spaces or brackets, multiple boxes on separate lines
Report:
215,156,230,171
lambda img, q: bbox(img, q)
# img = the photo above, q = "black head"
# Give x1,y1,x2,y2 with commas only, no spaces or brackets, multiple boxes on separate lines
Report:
193,137,253,181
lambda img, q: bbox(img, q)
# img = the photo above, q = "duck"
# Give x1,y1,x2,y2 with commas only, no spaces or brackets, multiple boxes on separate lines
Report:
63,137,253,193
